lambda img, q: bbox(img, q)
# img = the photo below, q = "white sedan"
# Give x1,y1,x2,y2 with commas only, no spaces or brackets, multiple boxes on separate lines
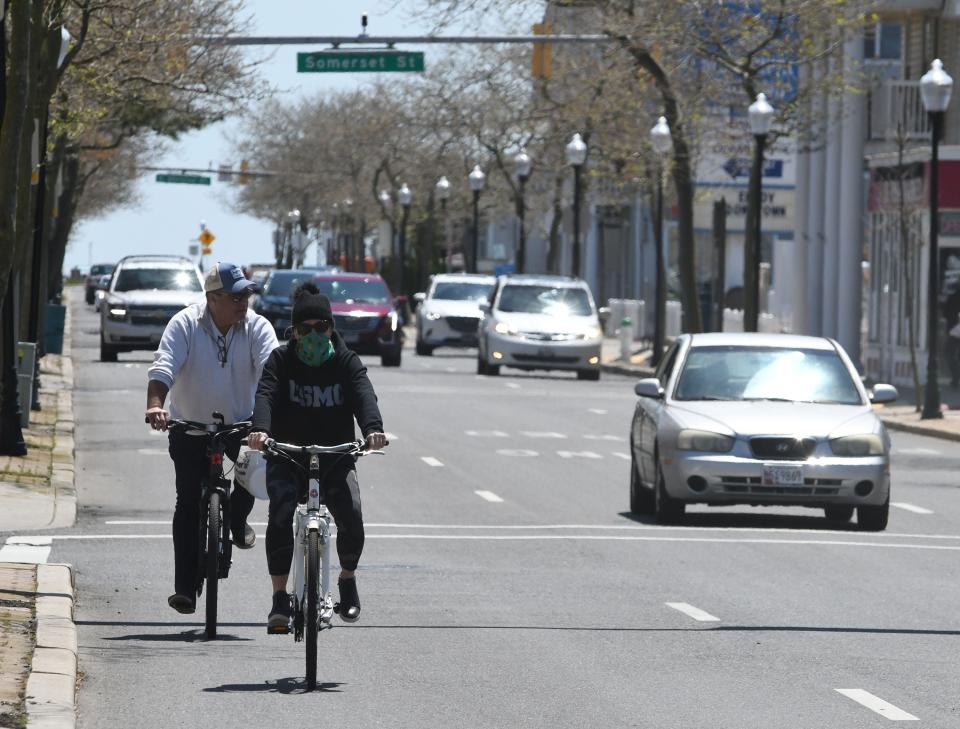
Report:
629,333,898,530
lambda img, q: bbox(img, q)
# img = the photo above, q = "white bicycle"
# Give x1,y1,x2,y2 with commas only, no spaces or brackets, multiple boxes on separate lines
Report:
255,438,383,690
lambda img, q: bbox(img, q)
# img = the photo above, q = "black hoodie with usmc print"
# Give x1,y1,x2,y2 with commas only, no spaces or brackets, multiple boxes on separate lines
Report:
251,330,383,472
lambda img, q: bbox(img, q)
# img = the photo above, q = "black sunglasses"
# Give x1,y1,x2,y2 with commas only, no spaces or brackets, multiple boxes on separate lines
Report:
216,290,253,304
294,320,333,336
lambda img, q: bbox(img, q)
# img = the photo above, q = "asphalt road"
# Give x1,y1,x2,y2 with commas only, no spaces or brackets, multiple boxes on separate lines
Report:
40,289,960,726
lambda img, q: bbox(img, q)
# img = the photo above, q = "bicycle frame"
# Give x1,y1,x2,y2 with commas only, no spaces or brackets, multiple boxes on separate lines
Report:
291,453,335,639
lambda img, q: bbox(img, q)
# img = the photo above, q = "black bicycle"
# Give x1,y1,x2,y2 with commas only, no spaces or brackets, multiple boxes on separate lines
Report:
167,412,251,639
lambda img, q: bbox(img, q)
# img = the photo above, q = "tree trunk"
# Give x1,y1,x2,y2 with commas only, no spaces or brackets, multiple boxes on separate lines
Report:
46,147,79,302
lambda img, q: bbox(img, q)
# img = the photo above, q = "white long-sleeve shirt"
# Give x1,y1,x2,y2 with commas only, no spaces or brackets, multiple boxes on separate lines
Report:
147,303,279,424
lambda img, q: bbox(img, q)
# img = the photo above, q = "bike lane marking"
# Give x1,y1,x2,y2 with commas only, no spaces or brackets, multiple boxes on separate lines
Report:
665,602,720,622
475,491,504,503
891,502,933,515
834,689,919,721
0,536,52,563
421,457,444,467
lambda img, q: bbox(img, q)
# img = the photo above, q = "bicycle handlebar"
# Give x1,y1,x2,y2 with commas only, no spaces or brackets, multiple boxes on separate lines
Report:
167,419,252,437
262,438,387,457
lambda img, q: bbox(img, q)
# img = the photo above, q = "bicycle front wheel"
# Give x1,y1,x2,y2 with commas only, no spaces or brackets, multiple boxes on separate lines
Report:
306,529,319,690
205,491,221,640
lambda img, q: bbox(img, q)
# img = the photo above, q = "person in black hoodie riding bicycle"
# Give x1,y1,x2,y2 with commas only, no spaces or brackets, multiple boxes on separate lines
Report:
247,282,387,630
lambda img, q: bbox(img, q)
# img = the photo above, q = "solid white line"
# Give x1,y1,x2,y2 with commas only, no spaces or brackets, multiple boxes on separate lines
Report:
893,447,941,455
891,502,934,515
0,537,52,564
666,602,720,622
475,490,504,503
835,689,919,721
421,456,444,468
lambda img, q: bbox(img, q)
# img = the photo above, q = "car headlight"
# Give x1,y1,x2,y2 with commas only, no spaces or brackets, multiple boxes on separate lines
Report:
424,310,441,321
677,429,735,453
584,325,602,340
494,321,518,335
830,434,884,456
388,311,398,331
107,306,128,321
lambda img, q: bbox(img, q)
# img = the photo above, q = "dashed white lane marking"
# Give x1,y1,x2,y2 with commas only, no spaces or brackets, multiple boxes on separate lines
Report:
611,452,631,460
557,450,602,459
465,430,509,438
505,382,521,389
421,457,444,467
385,432,399,442
666,602,720,622
106,520,269,526
475,490,504,503
519,431,566,439
583,434,625,442
446,367,457,373
136,448,168,456
891,502,934,515
495,449,539,457
588,408,607,414
894,447,941,456
835,689,919,721
0,536,52,563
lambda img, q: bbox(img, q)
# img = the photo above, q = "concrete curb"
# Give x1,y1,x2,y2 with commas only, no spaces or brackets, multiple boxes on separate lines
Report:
26,563,76,729
600,361,655,379
880,417,960,443
48,301,76,531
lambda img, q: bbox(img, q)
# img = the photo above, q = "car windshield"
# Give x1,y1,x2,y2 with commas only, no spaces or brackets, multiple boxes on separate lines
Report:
497,285,593,316
90,264,113,276
432,282,493,301
113,268,200,293
674,346,863,405
315,278,390,304
264,273,312,298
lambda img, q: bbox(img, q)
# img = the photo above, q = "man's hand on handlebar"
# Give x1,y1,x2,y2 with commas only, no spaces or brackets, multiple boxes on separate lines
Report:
247,431,269,451
365,432,388,451
145,407,169,431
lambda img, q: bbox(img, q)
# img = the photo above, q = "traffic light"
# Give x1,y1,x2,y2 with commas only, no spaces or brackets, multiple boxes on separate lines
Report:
239,159,250,184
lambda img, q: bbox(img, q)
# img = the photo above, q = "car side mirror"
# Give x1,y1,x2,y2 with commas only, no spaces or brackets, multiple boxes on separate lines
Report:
478,302,490,313
598,306,611,326
869,383,898,404
634,378,664,399
413,292,426,304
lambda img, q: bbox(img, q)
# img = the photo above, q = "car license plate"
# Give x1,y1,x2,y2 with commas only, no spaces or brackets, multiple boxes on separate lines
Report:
762,465,804,486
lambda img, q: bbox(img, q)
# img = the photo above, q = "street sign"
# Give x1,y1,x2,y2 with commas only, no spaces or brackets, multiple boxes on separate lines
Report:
199,229,216,246
156,173,211,185
297,50,425,73
722,158,784,179
202,246,212,256
188,244,199,256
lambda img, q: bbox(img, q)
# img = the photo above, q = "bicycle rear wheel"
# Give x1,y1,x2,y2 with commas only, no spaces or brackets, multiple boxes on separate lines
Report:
205,491,221,640
306,529,319,690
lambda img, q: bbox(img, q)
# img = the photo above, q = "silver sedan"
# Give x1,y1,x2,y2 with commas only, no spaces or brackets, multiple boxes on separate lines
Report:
629,333,898,530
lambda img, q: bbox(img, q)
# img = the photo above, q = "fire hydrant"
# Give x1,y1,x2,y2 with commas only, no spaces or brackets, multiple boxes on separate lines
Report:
619,317,632,362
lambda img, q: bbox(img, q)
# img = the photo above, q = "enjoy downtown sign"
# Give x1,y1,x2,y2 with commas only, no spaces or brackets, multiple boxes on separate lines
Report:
297,51,425,73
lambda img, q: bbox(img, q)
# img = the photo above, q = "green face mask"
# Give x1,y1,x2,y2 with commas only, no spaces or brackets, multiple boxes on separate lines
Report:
295,331,335,367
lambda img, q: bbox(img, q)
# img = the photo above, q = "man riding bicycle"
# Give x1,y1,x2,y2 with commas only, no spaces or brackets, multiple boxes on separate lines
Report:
247,282,386,630
145,262,279,614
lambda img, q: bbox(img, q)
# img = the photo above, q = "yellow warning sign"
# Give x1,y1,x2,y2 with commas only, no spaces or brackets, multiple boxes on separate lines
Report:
199,229,216,246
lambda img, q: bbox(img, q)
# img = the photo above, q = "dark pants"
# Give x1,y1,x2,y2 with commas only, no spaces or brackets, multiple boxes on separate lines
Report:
168,430,255,596
949,336,960,386
265,460,364,576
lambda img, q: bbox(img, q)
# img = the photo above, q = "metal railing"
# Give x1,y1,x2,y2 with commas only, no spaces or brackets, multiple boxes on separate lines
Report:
868,80,931,141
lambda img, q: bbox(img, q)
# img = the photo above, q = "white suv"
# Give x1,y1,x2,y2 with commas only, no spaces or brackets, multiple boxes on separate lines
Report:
99,255,204,361
414,273,496,355
477,275,606,380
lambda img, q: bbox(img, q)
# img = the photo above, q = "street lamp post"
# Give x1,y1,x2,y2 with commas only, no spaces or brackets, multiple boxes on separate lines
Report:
435,176,451,271
468,165,486,273
379,189,393,270
744,92,774,333
286,208,301,269
514,149,532,274
650,116,672,367
566,133,588,277
397,183,412,297
921,59,953,420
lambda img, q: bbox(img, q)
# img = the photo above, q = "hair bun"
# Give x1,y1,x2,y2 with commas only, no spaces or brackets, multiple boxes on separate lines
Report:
293,281,320,300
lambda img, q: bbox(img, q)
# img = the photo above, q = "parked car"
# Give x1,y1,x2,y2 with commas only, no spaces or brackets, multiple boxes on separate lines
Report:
413,273,496,355
477,275,607,380
92,274,111,312
629,332,898,530
313,272,403,367
99,255,204,362
251,269,316,337
85,263,114,304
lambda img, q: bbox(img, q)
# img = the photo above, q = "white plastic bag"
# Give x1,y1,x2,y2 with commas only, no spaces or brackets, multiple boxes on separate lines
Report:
234,448,268,500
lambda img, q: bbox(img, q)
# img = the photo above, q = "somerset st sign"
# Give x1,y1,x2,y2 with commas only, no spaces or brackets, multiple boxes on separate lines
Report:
297,51,425,73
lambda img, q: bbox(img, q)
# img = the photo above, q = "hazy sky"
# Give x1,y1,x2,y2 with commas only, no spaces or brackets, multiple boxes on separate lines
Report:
68,1,531,274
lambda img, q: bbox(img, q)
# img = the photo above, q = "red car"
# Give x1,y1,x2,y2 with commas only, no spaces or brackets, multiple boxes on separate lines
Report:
312,273,403,367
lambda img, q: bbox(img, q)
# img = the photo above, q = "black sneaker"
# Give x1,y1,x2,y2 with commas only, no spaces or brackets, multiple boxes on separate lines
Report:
337,577,361,623
267,590,292,634
232,522,256,549
168,593,196,614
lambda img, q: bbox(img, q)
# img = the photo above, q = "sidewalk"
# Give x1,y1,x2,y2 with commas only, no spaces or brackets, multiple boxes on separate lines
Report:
0,294,78,729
